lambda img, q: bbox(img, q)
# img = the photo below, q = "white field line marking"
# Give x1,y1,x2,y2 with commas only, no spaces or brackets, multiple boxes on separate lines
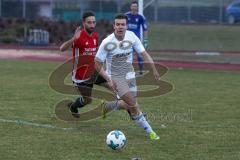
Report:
0,118,75,131
195,52,220,56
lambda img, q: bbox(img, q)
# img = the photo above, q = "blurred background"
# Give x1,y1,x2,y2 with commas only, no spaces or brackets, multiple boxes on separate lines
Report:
1,2,240,159
0,0,240,47
0,0,236,23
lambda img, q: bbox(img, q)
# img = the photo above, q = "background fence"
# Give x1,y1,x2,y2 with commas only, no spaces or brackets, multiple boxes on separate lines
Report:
0,0,235,24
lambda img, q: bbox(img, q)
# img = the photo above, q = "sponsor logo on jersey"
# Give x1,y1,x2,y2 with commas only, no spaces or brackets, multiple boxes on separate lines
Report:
104,40,132,52
128,24,138,29
83,47,97,55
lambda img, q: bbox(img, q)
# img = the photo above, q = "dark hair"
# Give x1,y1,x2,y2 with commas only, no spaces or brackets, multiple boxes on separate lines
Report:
131,1,138,5
82,11,95,20
114,13,128,22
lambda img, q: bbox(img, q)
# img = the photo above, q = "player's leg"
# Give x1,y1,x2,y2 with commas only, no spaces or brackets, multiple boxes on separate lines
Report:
121,92,159,140
94,74,129,111
100,100,129,119
75,83,93,106
95,74,146,120
94,74,129,118
116,78,159,140
68,82,93,117
137,53,144,75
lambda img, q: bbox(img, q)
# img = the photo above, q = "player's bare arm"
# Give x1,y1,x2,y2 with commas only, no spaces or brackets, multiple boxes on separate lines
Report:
95,60,117,92
59,26,81,52
141,51,160,80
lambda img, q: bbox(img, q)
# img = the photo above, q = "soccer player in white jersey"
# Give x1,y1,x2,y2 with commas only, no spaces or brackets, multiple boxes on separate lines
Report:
95,14,160,140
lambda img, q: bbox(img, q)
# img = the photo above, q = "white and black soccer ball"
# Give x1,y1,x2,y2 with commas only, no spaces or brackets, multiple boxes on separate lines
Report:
106,130,126,150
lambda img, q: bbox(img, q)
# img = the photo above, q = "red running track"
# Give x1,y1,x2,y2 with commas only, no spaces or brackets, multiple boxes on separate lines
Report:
0,50,240,72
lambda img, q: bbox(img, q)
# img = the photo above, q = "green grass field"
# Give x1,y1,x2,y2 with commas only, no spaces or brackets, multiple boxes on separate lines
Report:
0,59,240,160
149,24,240,52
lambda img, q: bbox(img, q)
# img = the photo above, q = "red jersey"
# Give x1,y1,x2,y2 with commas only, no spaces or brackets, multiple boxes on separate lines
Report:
72,30,98,82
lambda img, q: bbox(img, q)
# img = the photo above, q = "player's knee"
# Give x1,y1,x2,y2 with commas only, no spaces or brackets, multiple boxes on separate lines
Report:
126,99,137,107
118,100,128,110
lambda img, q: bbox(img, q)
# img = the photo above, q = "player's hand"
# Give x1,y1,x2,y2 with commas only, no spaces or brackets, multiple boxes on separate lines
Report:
107,79,117,93
143,38,148,49
153,69,160,81
73,26,81,40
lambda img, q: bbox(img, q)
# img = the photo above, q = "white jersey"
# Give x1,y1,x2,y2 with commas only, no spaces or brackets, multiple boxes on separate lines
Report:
95,30,145,78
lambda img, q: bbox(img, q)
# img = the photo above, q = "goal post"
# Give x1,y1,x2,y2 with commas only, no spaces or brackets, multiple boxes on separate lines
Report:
138,0,144,41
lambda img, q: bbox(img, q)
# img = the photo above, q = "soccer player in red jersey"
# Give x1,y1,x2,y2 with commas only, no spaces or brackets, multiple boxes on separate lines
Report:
60,11,128,118
60,11,107,117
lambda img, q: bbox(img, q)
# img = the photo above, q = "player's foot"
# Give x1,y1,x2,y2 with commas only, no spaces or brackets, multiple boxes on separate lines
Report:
149,131,160,140
135,71,144,77
100,100,107,119
67,102,80,118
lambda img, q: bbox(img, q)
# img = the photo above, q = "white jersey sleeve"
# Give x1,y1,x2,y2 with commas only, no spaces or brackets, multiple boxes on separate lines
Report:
95,39,108,62
132,33,145,54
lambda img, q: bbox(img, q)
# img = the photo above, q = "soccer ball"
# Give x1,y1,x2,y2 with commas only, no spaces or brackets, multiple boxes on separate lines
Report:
106,130,126,150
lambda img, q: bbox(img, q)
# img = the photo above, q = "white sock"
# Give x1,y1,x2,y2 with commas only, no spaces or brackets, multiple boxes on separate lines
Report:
132,113,153,134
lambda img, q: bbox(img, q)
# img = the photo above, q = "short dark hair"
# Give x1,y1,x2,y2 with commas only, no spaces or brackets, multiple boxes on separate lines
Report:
114,13,128,22
131,1,138,5
82,11,95,20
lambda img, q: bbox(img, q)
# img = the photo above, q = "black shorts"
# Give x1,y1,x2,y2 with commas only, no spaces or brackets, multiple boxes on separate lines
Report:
74,74,106,88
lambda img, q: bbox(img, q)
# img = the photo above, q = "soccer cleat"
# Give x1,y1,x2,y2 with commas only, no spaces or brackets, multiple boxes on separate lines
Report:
149,131,160,140
67,102,80,118
100,100,107,119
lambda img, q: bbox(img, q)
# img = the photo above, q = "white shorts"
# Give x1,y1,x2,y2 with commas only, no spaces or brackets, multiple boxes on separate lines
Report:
112,76,137,98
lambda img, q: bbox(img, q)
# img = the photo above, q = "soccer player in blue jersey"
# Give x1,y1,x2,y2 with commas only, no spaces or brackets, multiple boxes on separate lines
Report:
125,1,148,75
